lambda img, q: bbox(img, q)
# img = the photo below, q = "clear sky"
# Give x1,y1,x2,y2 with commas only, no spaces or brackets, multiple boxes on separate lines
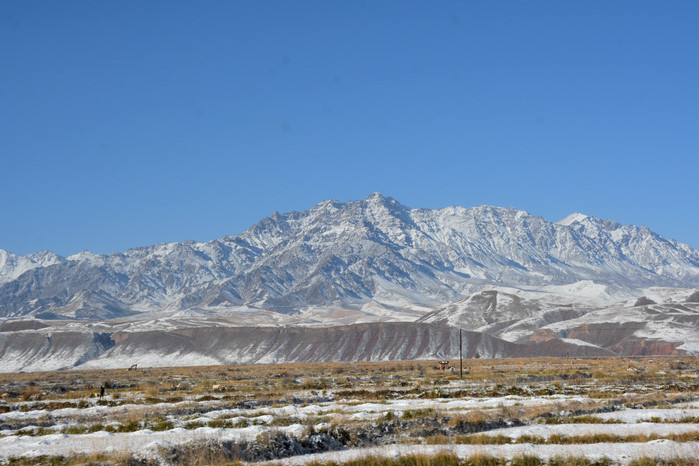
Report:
1,1,698,256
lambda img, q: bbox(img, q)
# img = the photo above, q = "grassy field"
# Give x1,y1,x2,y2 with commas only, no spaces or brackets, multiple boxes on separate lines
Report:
0,357,697,465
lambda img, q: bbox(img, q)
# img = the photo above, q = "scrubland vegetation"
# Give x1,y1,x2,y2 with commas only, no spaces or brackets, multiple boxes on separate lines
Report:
0,357,697,465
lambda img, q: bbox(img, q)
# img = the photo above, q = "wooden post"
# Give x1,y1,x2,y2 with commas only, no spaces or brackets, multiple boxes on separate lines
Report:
459,328,463,379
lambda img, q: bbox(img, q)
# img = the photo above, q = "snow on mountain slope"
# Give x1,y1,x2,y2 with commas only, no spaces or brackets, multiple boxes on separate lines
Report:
418,287,596,343
0,319,615,372
535,292,699,356
556,212,589,226
0,327,114,372
1,193,698,322
417,284,699,352
0,249,64,284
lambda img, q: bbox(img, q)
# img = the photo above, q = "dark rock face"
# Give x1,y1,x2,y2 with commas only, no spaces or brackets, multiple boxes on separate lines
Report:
567,322,646,348
634,296,657,307
610,339,684,356
0,321,624,372
1,303,695,371
99,323,520,365
0,330,115,371
0,320,49,332
688,291,699,303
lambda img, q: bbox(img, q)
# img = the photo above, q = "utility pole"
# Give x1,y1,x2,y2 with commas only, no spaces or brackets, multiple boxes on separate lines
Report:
459,328,463,379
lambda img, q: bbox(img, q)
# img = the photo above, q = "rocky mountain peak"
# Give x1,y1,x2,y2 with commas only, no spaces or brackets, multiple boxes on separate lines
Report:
1,196,698,321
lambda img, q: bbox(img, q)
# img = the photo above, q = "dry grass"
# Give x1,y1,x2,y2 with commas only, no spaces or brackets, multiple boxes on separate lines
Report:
2,356,694,403
0,356,697,463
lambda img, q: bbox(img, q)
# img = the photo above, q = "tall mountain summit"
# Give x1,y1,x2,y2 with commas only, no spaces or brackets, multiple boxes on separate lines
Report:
2,194,698,370
1,193,697,320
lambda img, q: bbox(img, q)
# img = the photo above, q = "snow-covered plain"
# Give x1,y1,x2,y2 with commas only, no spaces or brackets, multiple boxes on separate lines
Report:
0,425,305,461
3,430,698,465
263,442,699,465
483,422,699,439
1,357,697,464
1,395,698,463
597,408,699,423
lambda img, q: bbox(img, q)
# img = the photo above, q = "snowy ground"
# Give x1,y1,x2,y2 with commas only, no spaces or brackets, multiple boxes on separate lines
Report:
3,424,697,464
1,398,697,463
597,407,699,422
263,442,699,465
483,422,699,439
0,425,303,460
0,358,697,464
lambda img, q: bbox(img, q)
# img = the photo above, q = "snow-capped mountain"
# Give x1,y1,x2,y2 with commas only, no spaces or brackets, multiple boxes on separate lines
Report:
1,193,698,320
1,193,698,370
0,249,63,284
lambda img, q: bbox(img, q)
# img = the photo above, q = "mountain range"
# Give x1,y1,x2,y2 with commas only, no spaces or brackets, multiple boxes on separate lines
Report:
1,193,698,371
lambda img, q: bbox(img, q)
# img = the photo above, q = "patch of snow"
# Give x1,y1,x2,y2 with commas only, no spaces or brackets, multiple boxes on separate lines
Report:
597,408,699,423
267,442,699,465
556,213,589,226
543,281,614,302
0,424,299,460
560,338,601,348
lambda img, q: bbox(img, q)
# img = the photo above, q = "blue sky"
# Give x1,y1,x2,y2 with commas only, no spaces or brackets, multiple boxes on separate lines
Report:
2,1,698,256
